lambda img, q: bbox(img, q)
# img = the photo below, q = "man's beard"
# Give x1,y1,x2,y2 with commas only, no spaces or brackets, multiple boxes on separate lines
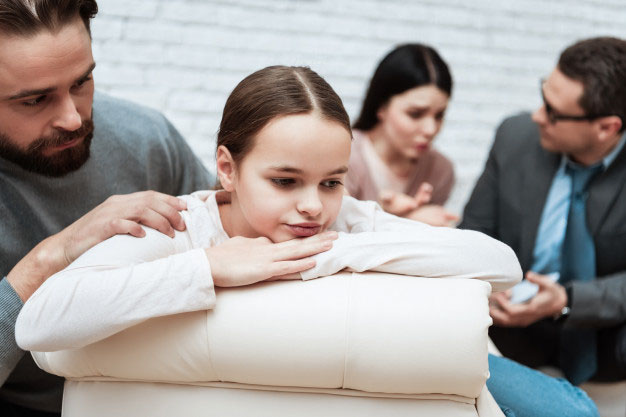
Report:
0,119,94,177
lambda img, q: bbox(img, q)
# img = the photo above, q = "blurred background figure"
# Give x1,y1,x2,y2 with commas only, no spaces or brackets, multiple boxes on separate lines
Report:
347,43,458,226
88,1,626,215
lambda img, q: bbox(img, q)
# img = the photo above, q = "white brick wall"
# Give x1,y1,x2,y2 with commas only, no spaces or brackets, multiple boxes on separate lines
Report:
91,0,626,213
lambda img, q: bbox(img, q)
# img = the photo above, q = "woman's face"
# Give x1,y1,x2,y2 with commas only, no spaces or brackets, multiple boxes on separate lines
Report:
376,84,449,160
217,112,351,243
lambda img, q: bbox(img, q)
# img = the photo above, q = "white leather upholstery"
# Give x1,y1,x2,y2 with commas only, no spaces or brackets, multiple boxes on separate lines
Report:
32,272,503,416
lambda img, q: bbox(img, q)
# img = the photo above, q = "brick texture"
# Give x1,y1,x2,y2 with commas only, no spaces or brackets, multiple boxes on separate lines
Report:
92,0,626,213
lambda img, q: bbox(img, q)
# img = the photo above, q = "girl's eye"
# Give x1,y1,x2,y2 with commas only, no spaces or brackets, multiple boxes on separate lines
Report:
321,180,342,189
22,95,47,107
271,178,296,187
435,111,446,121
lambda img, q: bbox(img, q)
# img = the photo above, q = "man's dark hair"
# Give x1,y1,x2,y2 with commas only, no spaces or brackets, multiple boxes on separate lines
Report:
0,0,98,37
558,37,626,131
353,43,452,131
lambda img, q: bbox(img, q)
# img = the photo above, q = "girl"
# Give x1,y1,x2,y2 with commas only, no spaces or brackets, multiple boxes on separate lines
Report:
16,66,518,350
16,66,596,417
348,44,458,226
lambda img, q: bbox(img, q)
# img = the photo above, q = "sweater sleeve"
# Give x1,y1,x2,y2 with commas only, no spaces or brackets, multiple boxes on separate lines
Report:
0,278,25,384
301,197,522,293
161,114,215,195
15,227,215,352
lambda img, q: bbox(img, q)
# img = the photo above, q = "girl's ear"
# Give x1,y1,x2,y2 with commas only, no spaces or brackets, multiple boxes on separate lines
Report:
216,145,237,192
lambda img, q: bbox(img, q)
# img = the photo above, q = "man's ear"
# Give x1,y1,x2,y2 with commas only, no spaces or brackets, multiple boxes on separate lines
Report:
216,145,237,192
596,115,622,143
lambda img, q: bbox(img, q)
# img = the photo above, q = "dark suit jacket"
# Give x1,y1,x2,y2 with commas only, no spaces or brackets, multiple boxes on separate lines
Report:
460,113,626,375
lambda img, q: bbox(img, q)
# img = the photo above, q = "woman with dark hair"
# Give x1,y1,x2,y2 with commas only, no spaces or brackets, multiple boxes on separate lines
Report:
347,44,458,226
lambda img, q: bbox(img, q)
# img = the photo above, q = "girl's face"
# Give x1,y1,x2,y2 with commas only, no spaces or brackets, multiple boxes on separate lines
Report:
376,84,449,160
217,113,351,243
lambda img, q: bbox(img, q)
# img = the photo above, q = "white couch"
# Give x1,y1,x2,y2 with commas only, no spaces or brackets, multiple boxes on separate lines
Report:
31,272,505,417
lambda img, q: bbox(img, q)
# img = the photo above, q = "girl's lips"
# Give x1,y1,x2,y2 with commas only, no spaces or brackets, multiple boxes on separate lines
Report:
415,142,430,151
286,224,322,237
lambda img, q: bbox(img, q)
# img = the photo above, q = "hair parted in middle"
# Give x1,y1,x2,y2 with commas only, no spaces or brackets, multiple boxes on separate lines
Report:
217,65,352,165
353,43,453,131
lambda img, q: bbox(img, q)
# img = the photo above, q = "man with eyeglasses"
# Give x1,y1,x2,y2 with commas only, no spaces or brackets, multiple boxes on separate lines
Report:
461,36,626,386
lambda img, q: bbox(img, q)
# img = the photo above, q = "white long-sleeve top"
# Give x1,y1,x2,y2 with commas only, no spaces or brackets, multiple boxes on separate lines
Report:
16,191,521,352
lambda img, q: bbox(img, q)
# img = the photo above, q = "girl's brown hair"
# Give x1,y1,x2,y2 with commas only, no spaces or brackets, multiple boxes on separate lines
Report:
217,65,351,166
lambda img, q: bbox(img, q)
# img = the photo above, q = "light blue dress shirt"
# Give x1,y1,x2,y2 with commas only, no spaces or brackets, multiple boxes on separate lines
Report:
530,132,626,278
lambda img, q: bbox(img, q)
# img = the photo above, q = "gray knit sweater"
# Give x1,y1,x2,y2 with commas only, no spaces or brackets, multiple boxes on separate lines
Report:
0,92,213,412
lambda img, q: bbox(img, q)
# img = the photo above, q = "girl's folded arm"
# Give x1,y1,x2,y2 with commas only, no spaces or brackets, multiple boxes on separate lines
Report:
15,227,215,352
302,196,522,292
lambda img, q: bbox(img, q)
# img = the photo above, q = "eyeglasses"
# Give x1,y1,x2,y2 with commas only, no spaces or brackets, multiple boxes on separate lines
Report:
539,79,608,124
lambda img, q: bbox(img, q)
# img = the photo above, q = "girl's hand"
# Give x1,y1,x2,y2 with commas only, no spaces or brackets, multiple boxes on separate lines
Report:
205,231,338,287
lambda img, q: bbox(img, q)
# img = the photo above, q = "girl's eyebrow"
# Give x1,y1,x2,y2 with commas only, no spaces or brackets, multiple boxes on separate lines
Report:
328,166,349,175
268,165,348,175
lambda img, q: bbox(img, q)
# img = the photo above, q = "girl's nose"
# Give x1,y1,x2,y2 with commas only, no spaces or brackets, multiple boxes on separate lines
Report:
296,189,323,217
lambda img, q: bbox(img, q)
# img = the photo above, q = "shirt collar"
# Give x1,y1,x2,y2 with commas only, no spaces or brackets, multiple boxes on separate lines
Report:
603,130,626,168
562,130,626,171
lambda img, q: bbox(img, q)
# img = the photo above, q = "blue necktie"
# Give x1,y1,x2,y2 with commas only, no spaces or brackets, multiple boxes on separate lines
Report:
559,163,601,385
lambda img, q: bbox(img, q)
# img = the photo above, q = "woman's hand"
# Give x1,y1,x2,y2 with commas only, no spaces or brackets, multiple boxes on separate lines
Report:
205,231,338,287
379,183,433,217
406,204,459,227
378,184,458,227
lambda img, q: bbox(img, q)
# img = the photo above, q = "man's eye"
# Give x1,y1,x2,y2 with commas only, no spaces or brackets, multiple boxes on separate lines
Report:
271,178,295,187
22,95,47,107
321,180,342,189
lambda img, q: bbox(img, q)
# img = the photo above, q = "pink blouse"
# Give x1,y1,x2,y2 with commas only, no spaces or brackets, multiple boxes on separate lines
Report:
345,130,455,205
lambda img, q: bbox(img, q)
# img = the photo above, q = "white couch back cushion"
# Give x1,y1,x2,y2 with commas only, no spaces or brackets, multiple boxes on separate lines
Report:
32,272,492,399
